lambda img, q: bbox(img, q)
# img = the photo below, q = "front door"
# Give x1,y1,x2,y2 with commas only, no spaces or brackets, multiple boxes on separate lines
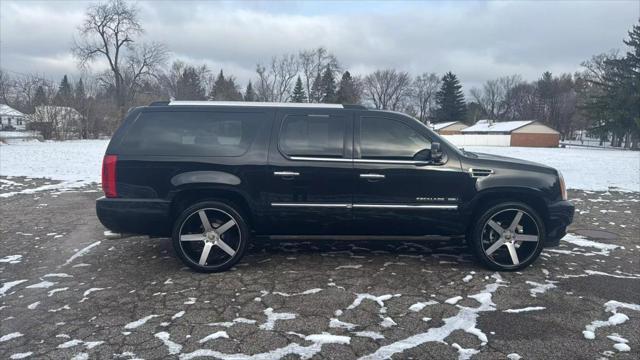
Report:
352,114,467,236
265,109,354,235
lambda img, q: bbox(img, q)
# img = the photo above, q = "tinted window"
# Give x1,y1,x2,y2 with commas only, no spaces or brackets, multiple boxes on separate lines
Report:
360,117,430,159
279,115,345,157
120,111,260,156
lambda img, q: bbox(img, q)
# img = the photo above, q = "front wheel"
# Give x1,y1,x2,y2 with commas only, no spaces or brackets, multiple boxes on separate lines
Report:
172,201,248,273
469,202,545,271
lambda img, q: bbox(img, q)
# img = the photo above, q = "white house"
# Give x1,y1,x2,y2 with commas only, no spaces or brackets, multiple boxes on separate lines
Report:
0,104,27,131
31,106,82,139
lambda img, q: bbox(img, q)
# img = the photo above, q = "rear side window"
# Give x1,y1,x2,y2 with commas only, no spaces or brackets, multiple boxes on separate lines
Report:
119,111,261,156
279,115,345,158
360,117,430,160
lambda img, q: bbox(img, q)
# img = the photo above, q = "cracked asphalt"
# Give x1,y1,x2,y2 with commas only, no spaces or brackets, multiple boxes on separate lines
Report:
1,177,639,359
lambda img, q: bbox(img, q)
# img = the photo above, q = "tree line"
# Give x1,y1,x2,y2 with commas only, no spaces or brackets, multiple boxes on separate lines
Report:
0,0,637,149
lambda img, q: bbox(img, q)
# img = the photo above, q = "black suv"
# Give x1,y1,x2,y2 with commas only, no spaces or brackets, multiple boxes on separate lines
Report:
97,101,574,272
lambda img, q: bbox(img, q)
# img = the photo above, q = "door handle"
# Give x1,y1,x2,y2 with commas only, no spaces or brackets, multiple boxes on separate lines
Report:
274,171,300,178
360,173,385,179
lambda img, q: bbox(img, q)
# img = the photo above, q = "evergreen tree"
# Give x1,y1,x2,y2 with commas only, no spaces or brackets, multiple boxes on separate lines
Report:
321,66,336,103
54,75,73,106
310,72,323,103
336,71,359,104
291,76,307,103
435,72,466,122
74,78,86,104
244,81,256,101
33,86,47,107
210,70,242,101
175,66,206,100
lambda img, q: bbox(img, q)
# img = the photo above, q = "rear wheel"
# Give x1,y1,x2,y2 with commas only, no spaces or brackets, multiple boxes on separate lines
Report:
469,202,545,271
172,201,248,272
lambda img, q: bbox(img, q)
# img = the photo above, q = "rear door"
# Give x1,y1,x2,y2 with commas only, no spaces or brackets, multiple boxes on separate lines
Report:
352,114,466,236
265,109,354,235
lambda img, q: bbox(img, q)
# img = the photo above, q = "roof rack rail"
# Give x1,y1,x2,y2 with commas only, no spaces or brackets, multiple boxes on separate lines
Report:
167,100,345,109
149,101,170,106
342,104,367,110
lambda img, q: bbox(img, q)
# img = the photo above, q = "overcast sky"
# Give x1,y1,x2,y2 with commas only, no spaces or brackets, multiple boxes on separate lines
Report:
1,0,638,92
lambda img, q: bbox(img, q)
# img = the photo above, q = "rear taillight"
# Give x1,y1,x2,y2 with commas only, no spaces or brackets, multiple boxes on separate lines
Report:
102,155,118,198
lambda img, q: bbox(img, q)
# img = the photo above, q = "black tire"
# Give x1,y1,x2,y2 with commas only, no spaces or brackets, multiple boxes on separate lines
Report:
468,201,545,271
172,201,248,273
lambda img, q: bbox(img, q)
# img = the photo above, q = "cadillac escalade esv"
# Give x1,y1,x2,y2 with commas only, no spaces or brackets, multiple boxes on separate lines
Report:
96,101,574,272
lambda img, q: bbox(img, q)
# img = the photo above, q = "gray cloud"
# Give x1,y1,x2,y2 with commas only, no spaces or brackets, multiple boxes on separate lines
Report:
1,0,637,93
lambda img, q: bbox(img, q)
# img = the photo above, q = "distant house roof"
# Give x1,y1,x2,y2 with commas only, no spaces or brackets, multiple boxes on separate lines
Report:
0,104,25,117
462,119,534,133
432,121,459,131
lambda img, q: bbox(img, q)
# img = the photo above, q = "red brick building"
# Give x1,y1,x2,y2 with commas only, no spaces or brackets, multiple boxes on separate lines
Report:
461,120,560,147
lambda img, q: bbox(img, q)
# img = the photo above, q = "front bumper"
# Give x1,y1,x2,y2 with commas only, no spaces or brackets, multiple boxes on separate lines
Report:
545,200,575,246
96,197,172,236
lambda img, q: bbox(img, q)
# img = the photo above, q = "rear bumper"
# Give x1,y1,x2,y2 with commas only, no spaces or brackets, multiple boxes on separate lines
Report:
96,197,172,236
545,200,575,246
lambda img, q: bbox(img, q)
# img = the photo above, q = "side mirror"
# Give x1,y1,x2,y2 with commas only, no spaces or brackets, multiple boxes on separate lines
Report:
431,142,443,162
413,148,432,162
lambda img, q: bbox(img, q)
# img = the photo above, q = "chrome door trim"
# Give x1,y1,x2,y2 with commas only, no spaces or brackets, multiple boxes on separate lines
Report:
352,204,458,210
289,156,352,162
271,203,352,208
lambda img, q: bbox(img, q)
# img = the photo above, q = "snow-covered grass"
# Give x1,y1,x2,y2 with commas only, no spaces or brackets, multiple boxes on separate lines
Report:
466,146,640,192
0,139,107,194
0,140,638,194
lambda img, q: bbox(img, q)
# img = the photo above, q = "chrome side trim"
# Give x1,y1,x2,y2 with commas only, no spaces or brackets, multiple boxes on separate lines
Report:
168,100,343,108
271,203,351,208
270,203,458,210
352,204,458,210
355,159,430,165
289,156,352,162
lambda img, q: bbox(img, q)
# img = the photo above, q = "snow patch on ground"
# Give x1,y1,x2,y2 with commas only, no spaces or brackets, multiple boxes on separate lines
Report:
62,241,101,266
0,279,28,297
0,332,23,342
409,300,438,312
583,300,640,340
358,275,505,359
503,306,546,313
198,331,229,343
0,255,22,264
259,308,297,330
525,280,557,297
124,314,160,330
155,332,182,355
561,233,620,256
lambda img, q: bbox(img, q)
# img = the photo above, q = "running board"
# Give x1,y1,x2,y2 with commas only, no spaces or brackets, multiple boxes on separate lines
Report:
267,235,464,241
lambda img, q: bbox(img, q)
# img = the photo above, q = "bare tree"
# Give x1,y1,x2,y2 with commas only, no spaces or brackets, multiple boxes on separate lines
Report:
298,47,339,102
363,69,412,110
470,74,522,120
412,73,440,123
73,0,167,117
255,54,299,102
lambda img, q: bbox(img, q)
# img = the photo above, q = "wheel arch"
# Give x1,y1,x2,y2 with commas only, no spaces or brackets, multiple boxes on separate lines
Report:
169,187,254,229
465,187,549,233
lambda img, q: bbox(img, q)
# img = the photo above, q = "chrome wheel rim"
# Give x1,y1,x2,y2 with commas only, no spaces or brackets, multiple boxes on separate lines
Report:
178,208,241,267
481,208,540,268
